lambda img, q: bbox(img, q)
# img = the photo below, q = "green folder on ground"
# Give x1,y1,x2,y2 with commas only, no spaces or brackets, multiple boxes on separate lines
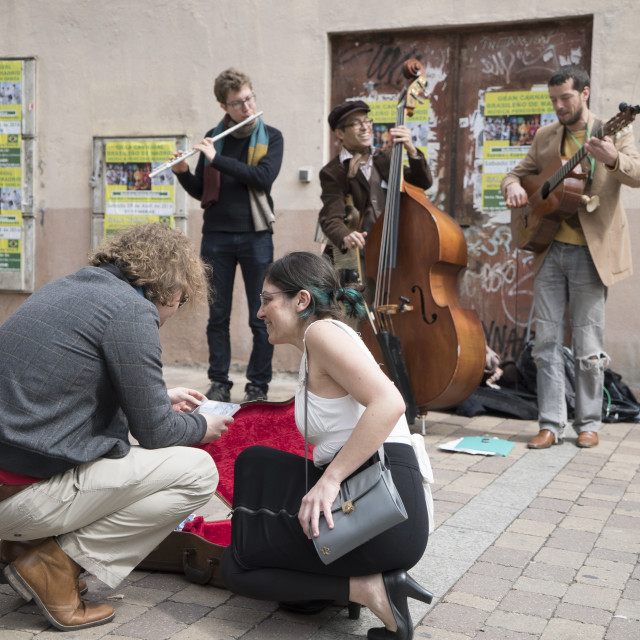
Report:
439,436,515,457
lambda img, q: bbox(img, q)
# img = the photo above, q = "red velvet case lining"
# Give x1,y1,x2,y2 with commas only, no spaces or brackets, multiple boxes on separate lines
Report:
187,399,312,547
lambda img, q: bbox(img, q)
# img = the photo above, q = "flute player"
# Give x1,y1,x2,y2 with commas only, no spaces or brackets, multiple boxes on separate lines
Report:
172,68,284,404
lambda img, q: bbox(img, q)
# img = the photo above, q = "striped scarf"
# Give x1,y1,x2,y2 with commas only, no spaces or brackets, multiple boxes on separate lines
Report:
208,115,275,231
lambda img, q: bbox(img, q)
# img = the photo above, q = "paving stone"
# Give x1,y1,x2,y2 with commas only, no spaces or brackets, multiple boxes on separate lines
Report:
567,502,614,520
445,472,496,494
422,602,490,634
529,497,574,513
484,610,547,635
576,564,633,589
562,582,621,610
209,602,274,625
615,597,640,621
622,579,640,600
169,584,230,607
606,616,640,640
468,560,522,581
554,601,613,626
523,561,577,584
0,611,50,633
443,590,497,612
168,614,251,639
472,628,538,639
114,607,188,640
533,547,587,569
589,547,638,565
493,531,546,553
539,483,583,501
114,585,175,607
479,546,533,568
539,617,606,639
0,631,33,640
452,572,512,600
498,590,559,617
513,576,567,597
519,507,565,524
545,527,598,553
507,518,555,537
558,515,605,534
596,528,640,554
35,622,120,638
413,625,471,639
433,490,475,504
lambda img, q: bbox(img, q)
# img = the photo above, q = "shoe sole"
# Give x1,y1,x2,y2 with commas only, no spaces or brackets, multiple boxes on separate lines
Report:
1,561,88,597
4,564,113,631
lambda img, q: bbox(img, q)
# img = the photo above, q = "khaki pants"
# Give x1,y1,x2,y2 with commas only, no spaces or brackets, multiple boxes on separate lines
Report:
0,446,218,587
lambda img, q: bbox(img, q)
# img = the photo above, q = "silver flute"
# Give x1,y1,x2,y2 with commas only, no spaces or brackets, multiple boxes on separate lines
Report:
149,111,264,179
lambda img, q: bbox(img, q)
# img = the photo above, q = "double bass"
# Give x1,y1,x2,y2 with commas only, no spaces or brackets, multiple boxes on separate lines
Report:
362,59,485,417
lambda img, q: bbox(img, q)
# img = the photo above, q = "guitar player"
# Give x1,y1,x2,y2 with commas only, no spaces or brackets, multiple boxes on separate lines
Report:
501,64,640,450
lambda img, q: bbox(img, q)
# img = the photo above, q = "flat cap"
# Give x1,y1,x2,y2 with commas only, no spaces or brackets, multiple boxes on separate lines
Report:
328,100,370,131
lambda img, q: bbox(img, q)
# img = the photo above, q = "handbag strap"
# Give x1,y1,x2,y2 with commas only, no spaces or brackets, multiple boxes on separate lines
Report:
303,355,386,494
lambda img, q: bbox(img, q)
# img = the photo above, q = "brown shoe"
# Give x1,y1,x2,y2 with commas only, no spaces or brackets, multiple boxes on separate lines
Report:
3,538,114,631
0,538,88,596
577,431,599,448
527,429,562,449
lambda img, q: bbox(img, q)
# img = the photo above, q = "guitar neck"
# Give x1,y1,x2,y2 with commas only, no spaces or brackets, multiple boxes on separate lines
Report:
545,122,602,196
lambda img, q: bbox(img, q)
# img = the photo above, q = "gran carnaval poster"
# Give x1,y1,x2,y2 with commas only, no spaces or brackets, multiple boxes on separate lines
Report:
104,140,177,237
481,90,557,212
0,60,23,272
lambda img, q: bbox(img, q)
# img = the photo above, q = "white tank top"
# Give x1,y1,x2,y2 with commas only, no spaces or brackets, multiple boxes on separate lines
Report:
294,319,412,467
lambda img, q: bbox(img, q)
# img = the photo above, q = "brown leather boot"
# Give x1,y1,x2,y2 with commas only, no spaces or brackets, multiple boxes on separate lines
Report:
3,538,114,631
0,538,88,595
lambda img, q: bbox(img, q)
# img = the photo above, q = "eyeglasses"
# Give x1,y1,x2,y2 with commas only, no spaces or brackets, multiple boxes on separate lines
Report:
259,289,295,306
342,117,373,130
226,93,256,110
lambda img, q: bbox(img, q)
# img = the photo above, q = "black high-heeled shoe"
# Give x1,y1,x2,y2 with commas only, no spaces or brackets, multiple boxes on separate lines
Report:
367,570,433,640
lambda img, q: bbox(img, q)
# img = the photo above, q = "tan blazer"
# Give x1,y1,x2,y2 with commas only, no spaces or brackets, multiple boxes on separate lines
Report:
501,112,640,286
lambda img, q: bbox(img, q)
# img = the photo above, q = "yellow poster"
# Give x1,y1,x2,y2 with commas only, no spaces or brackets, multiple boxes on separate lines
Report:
367,99,430,161
481,90,557,212
0,60,22,272
104,140,176,238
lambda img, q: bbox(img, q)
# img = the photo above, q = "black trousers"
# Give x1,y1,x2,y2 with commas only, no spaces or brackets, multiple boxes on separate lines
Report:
220,443,428,602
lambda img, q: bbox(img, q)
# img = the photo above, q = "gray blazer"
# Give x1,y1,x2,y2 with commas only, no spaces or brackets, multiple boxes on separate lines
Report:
0,266,206,478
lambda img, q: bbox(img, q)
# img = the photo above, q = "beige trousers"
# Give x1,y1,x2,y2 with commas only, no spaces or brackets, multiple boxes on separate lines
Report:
0,446,218,588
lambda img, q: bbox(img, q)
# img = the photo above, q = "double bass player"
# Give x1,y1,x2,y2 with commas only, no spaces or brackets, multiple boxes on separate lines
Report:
317,99,433,284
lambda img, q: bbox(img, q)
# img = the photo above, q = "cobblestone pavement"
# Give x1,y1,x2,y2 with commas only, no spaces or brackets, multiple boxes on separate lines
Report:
1,366,638,639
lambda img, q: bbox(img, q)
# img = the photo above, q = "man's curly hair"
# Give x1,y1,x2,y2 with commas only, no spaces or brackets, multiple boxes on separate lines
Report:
88,223,212,308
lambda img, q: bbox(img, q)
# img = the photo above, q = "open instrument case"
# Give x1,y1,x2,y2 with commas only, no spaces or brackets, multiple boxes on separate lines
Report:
138,399,309,588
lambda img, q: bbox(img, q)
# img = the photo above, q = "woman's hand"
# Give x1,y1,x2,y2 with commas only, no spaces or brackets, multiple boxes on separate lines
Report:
298,474,341,539
167,387,206,413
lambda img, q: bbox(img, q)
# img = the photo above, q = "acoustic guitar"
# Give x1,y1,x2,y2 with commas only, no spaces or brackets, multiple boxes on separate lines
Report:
514,102,640,253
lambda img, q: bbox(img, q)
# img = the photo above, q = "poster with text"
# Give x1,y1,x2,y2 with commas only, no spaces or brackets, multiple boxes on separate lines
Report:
104,140,176,238
367,99,430,162
0,60,22,272
481,90,557,212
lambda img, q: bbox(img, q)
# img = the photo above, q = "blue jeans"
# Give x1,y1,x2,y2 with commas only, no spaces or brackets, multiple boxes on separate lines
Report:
533,242,608,437
201,231,274,390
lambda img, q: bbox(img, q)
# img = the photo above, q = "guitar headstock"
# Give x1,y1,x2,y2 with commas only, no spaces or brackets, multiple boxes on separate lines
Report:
602,103,640,138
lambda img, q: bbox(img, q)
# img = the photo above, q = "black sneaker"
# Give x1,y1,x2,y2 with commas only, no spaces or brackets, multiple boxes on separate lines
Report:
243,384,267,402
206,381,231,402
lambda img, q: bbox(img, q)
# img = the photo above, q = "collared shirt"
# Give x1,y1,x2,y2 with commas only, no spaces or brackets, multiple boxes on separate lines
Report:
339,146,376,181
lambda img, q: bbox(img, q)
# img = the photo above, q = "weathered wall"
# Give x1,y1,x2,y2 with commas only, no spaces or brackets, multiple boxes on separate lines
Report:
1,0,639,389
